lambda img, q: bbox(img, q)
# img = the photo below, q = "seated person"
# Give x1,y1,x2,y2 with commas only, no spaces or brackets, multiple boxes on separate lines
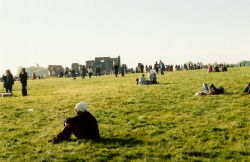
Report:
207,65,213,73
209,84,224,95
244,83,250,94
221,65,227,72
214,66,220,72
148,69,159,84
49,102,100,143
139,74,150,85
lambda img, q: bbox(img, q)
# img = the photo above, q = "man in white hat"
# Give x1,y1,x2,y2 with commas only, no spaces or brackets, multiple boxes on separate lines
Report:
49,102,100,143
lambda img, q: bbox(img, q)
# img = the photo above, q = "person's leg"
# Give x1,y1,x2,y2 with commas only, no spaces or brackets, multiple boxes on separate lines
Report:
22,83,27,96
9,86,12,93
244,86,249,93
56,125,72,140
210,84,219,94
71,124,88,139
203,83,209,91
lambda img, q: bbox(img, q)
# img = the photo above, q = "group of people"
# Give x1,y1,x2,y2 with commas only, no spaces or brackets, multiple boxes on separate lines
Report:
208,65,228,73
1,68,28,96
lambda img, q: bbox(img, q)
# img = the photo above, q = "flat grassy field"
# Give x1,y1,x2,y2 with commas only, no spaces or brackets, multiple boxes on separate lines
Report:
0,67,249,161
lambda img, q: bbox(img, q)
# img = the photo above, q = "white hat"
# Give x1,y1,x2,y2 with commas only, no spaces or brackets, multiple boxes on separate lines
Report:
75,102,87,112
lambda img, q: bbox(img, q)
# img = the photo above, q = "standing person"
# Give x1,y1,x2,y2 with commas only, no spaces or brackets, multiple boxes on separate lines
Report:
140,64,144,73
71,69,76,79
2,70,14,93
145,65,148,72
114,63,119,77
159,60,165,75
64,70,69,78
81,66,86,79
98,67,101,76
154,61,159,74
95,66,98,76
19,68,28,96
120,65,125,77
88,66,93,78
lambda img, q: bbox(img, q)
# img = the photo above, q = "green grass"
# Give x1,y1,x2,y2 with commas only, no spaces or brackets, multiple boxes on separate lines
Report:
0,67,249,161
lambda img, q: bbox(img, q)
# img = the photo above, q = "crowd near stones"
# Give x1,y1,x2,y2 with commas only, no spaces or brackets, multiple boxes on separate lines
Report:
0,56,249,97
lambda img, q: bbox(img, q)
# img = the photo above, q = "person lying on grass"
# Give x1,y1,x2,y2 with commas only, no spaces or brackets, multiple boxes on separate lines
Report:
196,83,224,95
244,83,250,94
49,102,100,143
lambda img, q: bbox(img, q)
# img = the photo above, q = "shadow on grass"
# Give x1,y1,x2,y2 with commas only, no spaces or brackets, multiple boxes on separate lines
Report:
68,137,143,147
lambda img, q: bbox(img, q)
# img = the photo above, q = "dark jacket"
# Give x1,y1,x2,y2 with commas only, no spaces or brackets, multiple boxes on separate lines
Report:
19,72,28,84
65,111,100,139
114,65,119,72
2,75,14,88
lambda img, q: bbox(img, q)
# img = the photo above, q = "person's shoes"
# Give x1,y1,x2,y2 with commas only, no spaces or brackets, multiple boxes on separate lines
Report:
48,137,63,144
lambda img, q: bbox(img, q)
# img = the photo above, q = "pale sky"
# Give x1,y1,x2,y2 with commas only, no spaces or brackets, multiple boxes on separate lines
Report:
1,0,250,75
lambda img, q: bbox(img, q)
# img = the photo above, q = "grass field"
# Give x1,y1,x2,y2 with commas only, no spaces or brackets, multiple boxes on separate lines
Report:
0,67,249,161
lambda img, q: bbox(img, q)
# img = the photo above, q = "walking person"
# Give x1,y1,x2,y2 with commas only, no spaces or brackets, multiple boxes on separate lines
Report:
81,66,86,79
120,65,126,77
159,60,165,75
98,67,101,76
2,69,14,93
88,66,93,78
114,63,119,77
19,68,28,96
95,66,98,77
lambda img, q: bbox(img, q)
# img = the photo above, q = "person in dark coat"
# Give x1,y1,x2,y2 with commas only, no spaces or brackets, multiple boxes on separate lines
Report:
244,83,250,94
19,68,28,96
2,69,14,93
140,64,144,73
154,61,159,74
114,63,119,77
49,102,100,143
81,66,86,79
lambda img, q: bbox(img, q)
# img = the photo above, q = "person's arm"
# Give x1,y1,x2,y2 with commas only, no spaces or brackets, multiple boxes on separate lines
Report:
64,114,81,124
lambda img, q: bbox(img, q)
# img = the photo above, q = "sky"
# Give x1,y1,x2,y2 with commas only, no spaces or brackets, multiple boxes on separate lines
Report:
0,0,250,75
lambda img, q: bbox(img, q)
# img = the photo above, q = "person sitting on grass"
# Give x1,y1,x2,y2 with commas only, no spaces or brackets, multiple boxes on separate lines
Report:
138,74,150,85
244,83,250,94
214,65,220,72
207,65,213,73
221,65,227,72
49,102,100,144
148,69,159,84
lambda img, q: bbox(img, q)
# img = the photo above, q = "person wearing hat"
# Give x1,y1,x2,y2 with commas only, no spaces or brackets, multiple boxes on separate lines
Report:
19,68,28,96
49,102,100,143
